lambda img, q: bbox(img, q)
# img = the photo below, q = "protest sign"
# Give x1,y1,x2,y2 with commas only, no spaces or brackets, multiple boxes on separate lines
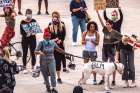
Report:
21,22,42,36
0,0,12,7
106,0,119,8
94,0,106,10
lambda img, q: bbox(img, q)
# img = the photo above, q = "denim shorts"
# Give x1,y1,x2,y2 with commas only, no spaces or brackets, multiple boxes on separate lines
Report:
82,50,97,61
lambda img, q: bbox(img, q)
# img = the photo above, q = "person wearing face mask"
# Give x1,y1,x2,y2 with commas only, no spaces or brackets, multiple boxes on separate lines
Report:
35,28,67,93
48,11,69,84
20,9,37,74
104,7,123,33
96,10,123,86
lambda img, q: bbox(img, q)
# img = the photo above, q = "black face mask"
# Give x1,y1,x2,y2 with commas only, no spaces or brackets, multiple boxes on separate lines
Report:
52,18,59,25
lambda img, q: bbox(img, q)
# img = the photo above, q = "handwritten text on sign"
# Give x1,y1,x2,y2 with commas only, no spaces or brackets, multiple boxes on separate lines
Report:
106,0,119,8
94,0,106,10
21,22,42,37
0,0,12,7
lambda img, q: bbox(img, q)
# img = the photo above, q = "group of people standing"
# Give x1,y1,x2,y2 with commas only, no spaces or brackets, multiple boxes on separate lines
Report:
0,0,137,93
0,2,68,93
70,0,136,89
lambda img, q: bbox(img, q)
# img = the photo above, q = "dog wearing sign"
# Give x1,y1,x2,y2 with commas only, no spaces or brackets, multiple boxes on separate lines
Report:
78,61,124,91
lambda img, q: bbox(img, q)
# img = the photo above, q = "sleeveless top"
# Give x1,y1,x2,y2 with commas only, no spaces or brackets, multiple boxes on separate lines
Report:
84,33,96,52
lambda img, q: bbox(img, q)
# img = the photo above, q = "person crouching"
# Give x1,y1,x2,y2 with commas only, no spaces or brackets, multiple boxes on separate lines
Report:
0,46,19,93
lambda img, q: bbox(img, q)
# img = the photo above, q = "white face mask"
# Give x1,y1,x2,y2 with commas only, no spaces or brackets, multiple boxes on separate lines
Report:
26,14,32,19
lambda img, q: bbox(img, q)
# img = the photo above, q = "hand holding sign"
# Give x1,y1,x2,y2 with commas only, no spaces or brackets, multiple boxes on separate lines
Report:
21,21,42,37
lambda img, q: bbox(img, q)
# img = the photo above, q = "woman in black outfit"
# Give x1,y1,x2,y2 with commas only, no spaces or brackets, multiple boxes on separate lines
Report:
20,9,37,73
48,11,68,84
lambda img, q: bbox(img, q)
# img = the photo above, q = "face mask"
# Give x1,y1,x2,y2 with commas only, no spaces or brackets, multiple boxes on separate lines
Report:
111,16,117,21
26,14,32,19
52,18,59,25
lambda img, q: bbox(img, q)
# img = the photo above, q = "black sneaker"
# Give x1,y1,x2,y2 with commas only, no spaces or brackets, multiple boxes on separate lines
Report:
98,80,104,85
57,78,62,84
63,69,70,73
111,81,116,86
51,88,58,93
18,11,23,15
37,11,41,15
46,87,51,92
45,11,49,15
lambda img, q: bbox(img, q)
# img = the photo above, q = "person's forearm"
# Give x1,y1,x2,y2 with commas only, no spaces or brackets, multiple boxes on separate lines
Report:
103,9,108,21
56,47,65,54
119,8,123,20
34,51,41,55
0,14,5,17
72,8,81,12
96,10,105,27
115,51,119,62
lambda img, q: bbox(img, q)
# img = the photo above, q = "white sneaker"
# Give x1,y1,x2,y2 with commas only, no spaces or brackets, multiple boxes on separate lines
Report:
23,69,28,74
72,42,77,46
130,82,136,88
123,81,129,88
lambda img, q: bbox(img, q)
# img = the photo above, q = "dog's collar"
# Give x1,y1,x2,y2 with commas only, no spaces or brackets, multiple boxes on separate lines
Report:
113,62,117,70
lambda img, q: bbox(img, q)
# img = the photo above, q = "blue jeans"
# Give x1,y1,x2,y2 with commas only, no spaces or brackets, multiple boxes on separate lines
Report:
72,16,86,42
40,60,56,88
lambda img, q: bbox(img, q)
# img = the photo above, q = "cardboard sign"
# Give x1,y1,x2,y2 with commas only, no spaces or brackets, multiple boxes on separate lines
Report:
106,0,119,8
94,0,106,10
0,0,12,7
21,22,42,36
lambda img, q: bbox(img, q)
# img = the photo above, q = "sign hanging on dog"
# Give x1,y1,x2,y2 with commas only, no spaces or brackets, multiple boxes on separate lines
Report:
0,0,12,7
94,0,106,10
106,0,119,8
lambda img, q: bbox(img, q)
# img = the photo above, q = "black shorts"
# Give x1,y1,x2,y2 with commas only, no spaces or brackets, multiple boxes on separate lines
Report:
82,50,97,61
102,46,115,62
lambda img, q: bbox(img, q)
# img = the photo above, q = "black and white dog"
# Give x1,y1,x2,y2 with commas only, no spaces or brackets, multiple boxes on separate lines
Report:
78,61,124,91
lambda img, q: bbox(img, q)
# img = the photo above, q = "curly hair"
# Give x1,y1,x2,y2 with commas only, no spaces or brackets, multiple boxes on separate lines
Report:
87,21,98,31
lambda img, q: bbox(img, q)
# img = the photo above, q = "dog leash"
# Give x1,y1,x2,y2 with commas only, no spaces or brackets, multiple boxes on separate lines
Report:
65,53,102,62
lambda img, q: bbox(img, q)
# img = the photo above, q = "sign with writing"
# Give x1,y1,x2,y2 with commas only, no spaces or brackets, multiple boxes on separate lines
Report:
0,0,12,7
106,0,119,8
94,0,106,10
21,22,42,36
92,62,104,69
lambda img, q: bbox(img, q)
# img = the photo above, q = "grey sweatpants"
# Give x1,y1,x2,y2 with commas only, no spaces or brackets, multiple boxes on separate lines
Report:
40,60,56,88
120,49,135,80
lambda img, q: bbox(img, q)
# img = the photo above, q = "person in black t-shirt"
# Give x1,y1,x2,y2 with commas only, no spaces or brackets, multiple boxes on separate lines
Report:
115,35,136,88
70,0,87,46
48,11,69,84
103,7,123,33
20,9,37,73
